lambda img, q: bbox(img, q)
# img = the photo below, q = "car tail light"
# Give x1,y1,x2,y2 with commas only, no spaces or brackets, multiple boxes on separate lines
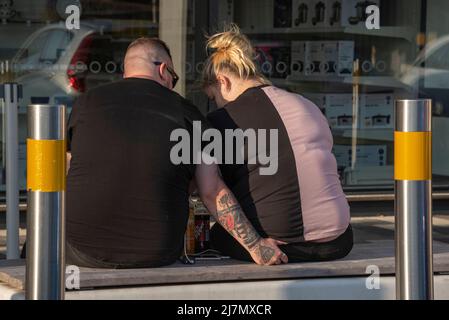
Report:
67,34,94,93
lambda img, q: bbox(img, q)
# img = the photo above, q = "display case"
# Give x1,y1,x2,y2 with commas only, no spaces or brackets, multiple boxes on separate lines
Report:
1,0,449,194
196,0,449,191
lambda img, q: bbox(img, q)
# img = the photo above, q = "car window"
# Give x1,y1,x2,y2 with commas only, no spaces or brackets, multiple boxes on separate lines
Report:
16,31,51,69
40,30,74,64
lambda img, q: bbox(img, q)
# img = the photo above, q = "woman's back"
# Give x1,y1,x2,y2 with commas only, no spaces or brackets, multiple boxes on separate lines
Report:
207,85,350,243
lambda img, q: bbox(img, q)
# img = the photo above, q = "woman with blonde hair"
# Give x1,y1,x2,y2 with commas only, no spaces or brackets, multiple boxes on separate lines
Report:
203,25,353,262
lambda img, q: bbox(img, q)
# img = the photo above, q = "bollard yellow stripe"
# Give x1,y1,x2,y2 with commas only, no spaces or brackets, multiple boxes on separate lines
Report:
27,139,66,192
394,131,431,181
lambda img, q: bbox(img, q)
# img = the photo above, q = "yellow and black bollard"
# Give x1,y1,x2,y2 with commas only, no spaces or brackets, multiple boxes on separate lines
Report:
394,99,433,300
26,104,66,300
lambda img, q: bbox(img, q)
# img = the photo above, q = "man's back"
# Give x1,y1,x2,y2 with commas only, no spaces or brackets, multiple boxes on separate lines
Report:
67,78,199,267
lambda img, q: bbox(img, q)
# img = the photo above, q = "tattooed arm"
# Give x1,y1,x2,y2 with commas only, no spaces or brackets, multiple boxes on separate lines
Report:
195,162,288,266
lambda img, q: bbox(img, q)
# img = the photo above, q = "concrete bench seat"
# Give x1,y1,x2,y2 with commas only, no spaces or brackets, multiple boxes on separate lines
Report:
2,216,449,299
2,240,449,291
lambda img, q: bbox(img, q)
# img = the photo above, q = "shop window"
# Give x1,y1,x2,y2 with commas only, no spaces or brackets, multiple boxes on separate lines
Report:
1,0,449,192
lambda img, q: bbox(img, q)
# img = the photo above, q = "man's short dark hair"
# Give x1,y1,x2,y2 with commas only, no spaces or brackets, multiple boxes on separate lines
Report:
127,37,172,60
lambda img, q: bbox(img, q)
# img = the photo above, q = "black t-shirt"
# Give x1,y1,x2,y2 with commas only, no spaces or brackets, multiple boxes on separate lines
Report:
207,85,304,243
207,85,350,243
67,78,209,267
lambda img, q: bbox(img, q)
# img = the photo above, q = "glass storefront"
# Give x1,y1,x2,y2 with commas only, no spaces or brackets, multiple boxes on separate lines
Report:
0,0,448,193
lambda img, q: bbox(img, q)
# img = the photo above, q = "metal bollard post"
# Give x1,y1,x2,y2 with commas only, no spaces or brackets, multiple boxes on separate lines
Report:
26,104,66,300
394,99,433,300
0,82,21,260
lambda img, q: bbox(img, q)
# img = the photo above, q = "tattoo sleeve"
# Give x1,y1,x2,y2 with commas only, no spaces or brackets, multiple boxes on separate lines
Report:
214,192,261,250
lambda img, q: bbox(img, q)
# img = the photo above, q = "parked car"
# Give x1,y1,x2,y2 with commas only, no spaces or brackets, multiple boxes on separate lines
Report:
11,22,121,109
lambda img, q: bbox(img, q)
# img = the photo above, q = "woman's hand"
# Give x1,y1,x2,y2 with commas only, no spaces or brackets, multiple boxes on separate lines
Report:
249,238,288,266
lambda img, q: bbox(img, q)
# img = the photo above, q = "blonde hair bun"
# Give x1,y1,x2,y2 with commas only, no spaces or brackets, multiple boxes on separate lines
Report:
202,24,269,87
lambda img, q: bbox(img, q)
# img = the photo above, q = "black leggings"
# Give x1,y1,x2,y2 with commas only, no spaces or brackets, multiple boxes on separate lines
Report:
210,224,354,263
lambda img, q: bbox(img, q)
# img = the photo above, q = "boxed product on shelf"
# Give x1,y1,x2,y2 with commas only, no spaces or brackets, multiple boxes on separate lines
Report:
290,41,308,78
344,165,393,185
291,40,353,77
321,41,339,75
332,144,387,168
326,0,342,27
310,0,327,27
302,92,326,114
306,41,323,75
292,0,313,28
325,93,355,129
332,145,351,167
360,93,394,129
341,0,380,27
354,145,387,167
255,42,291,79
337,40,354,76
274,0,293,28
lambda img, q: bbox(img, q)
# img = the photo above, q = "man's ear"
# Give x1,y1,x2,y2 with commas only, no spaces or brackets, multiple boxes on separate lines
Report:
158,63,166,80
157,63,172,88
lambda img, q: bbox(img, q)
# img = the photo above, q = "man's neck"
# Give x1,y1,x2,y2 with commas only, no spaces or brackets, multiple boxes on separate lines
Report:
124,74,155,81
124,74,169,89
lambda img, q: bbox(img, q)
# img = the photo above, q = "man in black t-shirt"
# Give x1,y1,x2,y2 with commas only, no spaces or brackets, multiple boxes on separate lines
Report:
65,38,287,268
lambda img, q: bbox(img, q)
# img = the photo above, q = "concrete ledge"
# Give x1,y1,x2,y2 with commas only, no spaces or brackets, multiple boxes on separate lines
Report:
2,240,449,292
3,276,449,300
3,216,449,299
65,276,449,300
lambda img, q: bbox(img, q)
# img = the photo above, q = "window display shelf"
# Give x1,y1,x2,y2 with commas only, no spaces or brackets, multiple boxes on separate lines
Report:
271,76,409,90
241,26,416,42
332,128,393,142
343,76,409,89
